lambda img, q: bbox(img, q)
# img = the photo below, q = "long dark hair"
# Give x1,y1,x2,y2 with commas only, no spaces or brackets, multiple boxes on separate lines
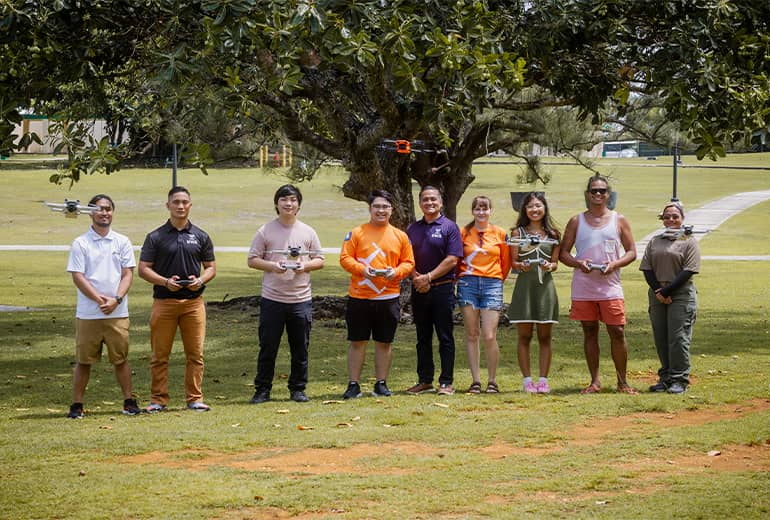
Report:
512,192,561,240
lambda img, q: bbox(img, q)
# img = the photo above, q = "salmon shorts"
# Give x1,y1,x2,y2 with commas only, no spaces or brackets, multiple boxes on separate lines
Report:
569,299,626,326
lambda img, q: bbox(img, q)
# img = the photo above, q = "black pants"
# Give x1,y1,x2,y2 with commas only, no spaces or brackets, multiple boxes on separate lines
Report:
254,298,311,392
412,283,455,385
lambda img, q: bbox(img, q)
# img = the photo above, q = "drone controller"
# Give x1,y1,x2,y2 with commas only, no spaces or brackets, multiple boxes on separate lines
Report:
267,247,323,270
522,258,549,267
174,279,194,286
587,262,608,273
372,268,390,277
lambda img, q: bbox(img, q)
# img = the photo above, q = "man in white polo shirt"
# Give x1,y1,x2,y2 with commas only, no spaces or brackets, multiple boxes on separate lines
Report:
66,194,139,418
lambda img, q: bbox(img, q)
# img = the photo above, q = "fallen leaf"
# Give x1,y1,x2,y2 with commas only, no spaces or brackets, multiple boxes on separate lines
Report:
231,423,241,428
707,450,721,457
46,408,61,413
336,423,353,428
351,416,361,421
254,495,264,501
99,425,113,430
433,402,449,408
15,408,30,411
297,425,314,430
15,375,26,379
101,401,115,405
382,424,393,428
79,470,86,477
323,400,344,404
215,395,226,400
277,409,290,414
595,500,609,505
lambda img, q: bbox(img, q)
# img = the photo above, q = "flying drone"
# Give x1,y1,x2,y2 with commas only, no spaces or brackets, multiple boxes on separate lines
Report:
266,247,324,270
44,199,98,218
657,225,695,240
378,139,445,155
507,235,560,248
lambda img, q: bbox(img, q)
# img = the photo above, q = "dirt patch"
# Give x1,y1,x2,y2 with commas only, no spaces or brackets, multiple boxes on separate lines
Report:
567,398,770,446
122,441,439,475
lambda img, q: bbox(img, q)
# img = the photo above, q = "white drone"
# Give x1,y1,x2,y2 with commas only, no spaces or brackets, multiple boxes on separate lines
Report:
266,246,324,270
507,235,560,248
657,225,695,240
44,199,98,218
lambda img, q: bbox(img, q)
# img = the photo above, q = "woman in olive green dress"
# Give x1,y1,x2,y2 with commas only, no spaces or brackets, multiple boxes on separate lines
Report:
507,192,561,394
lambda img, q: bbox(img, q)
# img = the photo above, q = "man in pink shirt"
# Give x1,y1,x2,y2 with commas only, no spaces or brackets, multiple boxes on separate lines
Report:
560,175,638,394
248,185,325,403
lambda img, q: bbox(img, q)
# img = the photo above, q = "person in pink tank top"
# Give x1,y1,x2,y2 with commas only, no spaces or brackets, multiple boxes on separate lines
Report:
560,175,638,395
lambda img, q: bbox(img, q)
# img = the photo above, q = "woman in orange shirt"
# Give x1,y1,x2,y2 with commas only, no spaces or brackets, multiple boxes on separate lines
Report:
456,196,511,394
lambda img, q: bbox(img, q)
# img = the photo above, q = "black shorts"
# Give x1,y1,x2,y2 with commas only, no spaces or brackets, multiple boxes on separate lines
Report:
345,297,401,343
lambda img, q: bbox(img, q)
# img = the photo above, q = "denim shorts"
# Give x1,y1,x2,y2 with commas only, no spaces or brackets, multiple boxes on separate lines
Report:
456,275,503,311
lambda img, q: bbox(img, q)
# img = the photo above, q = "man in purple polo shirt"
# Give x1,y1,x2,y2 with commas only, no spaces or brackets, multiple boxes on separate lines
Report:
405,186,464,395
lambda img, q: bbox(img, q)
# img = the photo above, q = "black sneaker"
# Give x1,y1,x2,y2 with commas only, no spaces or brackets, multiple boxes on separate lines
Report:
649,381,668,393
342,381,362,400
123,398,141,416
372,380,392,397
250,388,271,404
290,390,309,403
67,403,84,419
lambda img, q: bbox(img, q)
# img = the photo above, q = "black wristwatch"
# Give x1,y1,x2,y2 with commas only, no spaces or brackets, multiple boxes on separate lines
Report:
115,295,123,304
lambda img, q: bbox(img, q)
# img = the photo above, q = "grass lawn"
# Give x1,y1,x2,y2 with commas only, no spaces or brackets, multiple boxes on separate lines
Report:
1,155,769,519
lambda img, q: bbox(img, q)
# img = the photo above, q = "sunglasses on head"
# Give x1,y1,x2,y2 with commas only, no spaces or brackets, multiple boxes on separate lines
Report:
589,188,608,195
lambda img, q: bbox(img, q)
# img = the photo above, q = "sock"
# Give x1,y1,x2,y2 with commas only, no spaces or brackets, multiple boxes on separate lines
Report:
523,377,533,385
538,377,548,383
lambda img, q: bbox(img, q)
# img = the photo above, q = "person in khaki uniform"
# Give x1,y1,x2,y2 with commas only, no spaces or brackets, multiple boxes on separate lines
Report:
639,201,700,394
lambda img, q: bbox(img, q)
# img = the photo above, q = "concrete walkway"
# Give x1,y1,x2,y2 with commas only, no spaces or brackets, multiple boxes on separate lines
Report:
635,189,770,258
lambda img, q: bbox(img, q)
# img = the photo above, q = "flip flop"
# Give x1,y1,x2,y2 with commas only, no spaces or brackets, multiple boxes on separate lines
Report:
617,385,639,395
580,384,601,394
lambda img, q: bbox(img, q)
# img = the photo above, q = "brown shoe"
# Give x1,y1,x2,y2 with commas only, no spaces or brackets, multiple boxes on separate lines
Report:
406,382,435,394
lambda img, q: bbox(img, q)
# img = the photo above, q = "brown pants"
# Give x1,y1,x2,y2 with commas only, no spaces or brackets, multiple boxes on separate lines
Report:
149,297,206,405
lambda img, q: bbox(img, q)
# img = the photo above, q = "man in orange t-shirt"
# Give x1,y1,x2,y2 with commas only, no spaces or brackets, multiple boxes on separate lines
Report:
339,190,414,399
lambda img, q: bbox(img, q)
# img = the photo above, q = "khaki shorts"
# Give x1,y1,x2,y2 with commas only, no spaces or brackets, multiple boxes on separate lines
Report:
569,299,626,326
75,318,130,365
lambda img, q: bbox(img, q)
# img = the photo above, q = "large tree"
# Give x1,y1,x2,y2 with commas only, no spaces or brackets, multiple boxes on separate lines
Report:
2,1,768,225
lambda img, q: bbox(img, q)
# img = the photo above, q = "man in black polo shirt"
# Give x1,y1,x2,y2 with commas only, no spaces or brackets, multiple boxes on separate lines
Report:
138,186,216,412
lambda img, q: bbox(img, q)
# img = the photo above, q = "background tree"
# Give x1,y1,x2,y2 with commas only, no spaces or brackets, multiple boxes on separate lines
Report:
2,1,768,226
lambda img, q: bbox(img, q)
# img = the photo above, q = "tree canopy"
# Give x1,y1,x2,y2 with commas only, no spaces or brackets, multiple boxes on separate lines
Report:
2,1,768,225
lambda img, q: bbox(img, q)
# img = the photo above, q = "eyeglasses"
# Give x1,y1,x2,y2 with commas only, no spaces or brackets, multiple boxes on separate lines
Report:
371,204,392,210
589,188,608,195
95,206,113,213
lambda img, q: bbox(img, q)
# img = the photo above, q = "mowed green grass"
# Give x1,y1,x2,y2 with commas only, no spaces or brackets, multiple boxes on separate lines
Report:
1,155,769,519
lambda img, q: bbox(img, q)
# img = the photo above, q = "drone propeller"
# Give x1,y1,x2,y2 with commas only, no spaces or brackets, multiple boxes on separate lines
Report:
657,225,695,240
266,247,325,258
507,235,560,247
43,199,97,218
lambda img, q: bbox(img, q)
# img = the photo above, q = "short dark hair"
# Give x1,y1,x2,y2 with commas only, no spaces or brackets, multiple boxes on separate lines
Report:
89,194,114,210
418,185,443,201
168,186,191,199
367,189,394,206
273,184,303,214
